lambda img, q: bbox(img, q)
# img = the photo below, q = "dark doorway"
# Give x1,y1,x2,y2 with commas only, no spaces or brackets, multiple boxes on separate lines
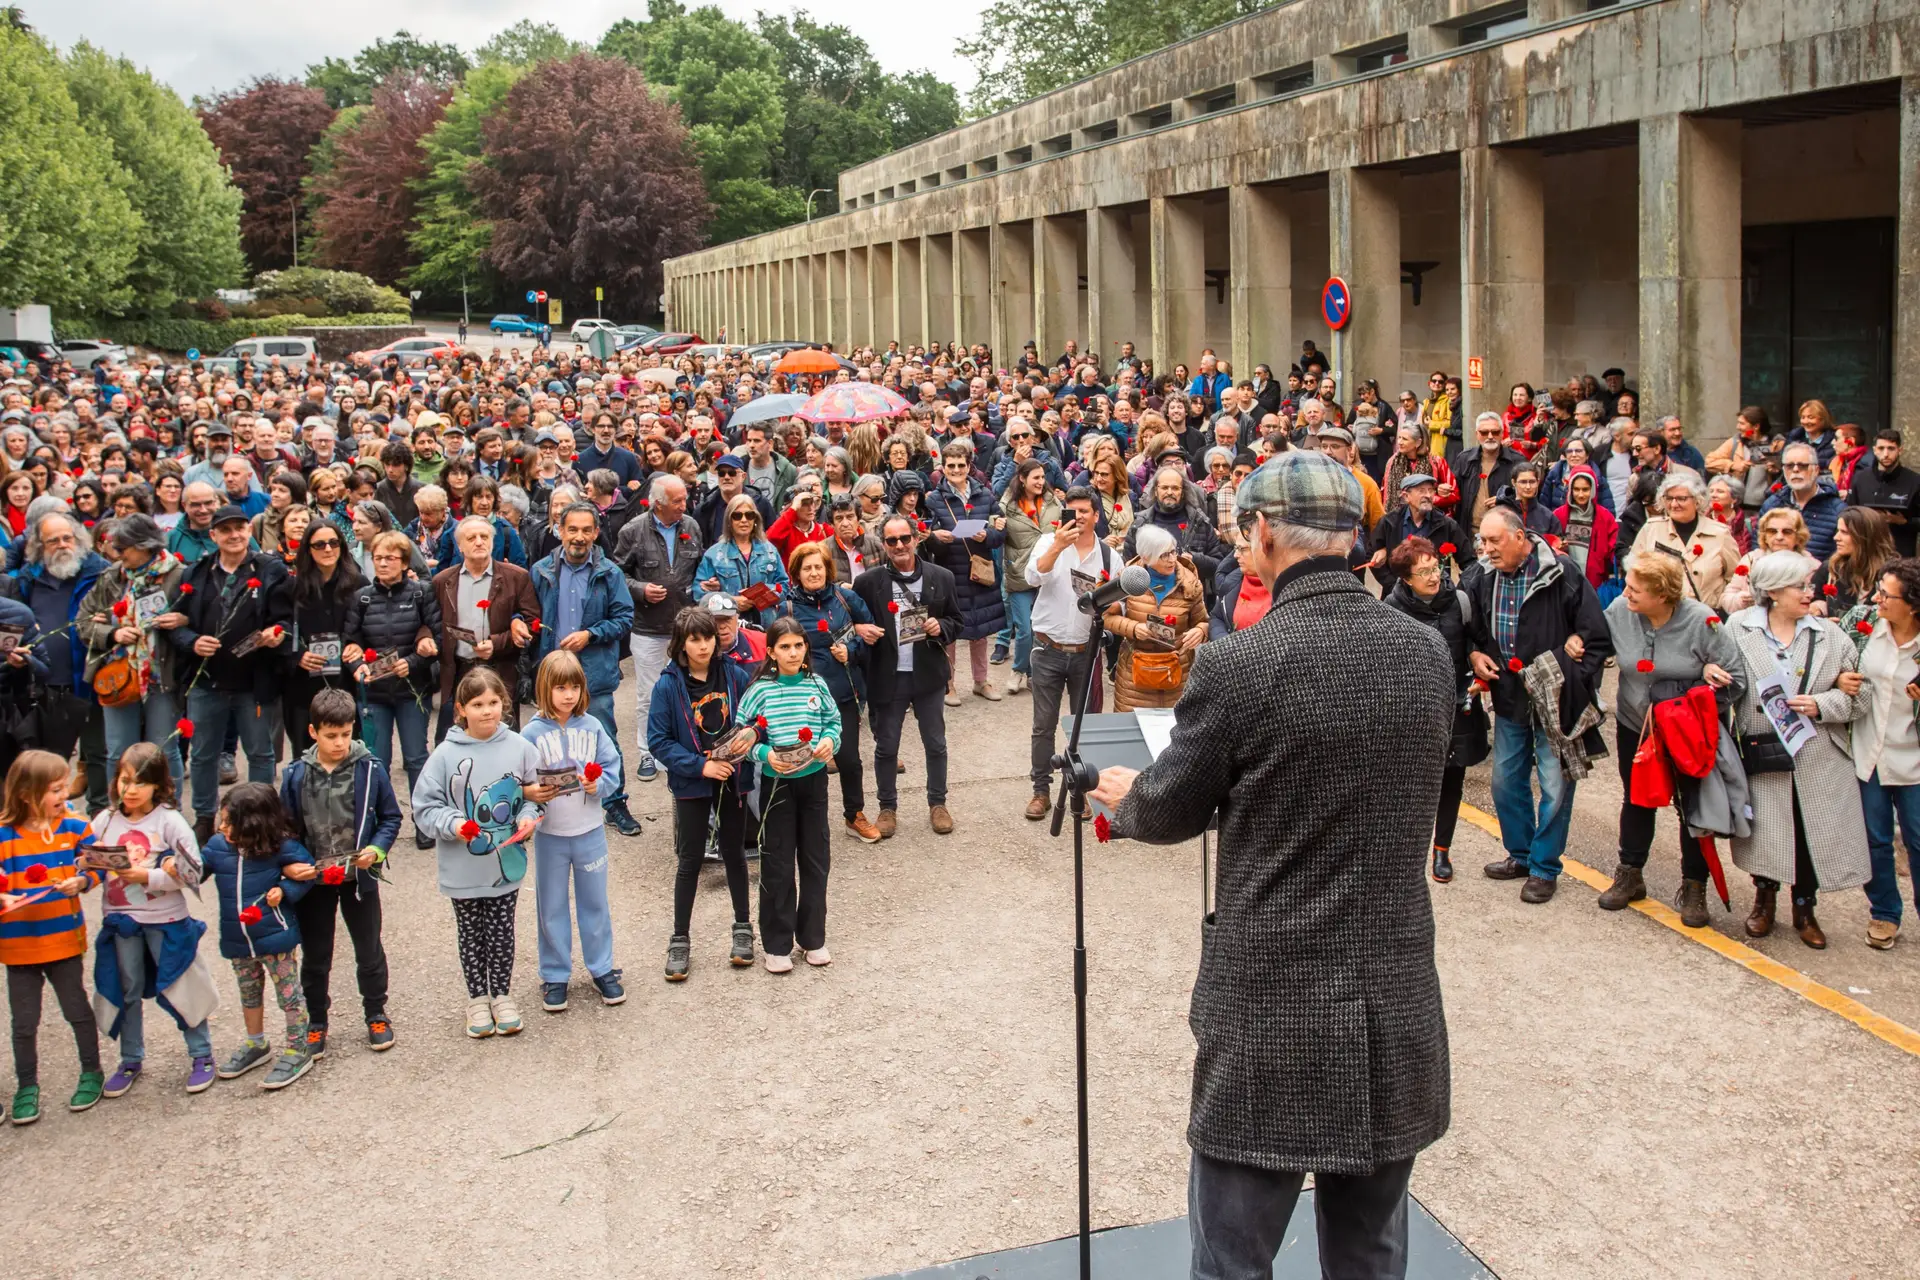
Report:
1741,218,1894,436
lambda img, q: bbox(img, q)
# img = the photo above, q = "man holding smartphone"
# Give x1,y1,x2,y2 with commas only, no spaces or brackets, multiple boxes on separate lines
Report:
1023,486,1116,822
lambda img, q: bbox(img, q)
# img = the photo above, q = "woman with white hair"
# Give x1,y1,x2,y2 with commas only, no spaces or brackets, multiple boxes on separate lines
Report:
1627,471,1741,610
1726,550,1870,946
1106,522,1207,711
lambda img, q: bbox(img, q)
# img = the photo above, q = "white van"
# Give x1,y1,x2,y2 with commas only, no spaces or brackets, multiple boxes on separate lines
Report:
203,335,318,371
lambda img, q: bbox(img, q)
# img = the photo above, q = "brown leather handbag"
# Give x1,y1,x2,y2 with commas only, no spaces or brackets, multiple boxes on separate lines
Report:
92,653,144,707
1130,649,1183,692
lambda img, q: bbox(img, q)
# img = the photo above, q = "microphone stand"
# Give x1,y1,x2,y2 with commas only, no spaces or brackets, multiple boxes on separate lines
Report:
1048,608,1106,1280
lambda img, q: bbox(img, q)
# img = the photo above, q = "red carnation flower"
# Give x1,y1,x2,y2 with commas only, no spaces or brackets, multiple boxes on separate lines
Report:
111,599,129,617
755,715,768,729
582,762,603,782
1637,659,1655,673
1690,545,1703,558
679,532,691,542
1469,679,1488,694
459,819,480,842
1163,614,1177,625
1706,615,1722,629
476,598,490,611
1710,502,1724,515
1734,564,1749,576
887,601,900,614
245,577,261,590
175,718,193,740
798,727,813,743
363,649,377,662
528,618,542,633
916,520,927,532
1093,812,1112,843
287,539,300,552
1438,542,1456,556
1771,483,1784,493
320,865,346,886
239,905,263,926
1858,619,1874,635
1823,583,1838,597
816,619,829,632
1100,571,1110,582
22,863,48,886
1507,657,1523,672
570,453,579,462
637,499,650,510
178,583,193,595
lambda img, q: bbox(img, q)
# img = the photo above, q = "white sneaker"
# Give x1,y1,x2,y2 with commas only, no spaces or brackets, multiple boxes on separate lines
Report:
491,994,523,1035
973,682,1002,702
805,947,832,967
765,952,794,974
1007,673,1027,694
465,998,495,1039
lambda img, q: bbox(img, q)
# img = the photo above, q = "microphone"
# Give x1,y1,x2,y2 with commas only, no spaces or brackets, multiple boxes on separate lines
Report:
1078,563,1152,615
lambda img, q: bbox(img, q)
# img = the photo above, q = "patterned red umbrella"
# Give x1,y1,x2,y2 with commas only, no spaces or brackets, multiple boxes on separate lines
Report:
794,383,911,424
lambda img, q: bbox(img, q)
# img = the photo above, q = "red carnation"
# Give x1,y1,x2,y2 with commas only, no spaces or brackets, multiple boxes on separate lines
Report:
1093,812,1112,843
1438,542,1456,556
1178,523,1188,531
916,520,927,532
887,601,900,614
1823,584,1838,597
816,619,829,632
755,715,768,729
245,577,261,590
1690,545,1703,558
363,649,377,662
1710,502,1724,515
178,583,193,596
1469,679,1488,694
1858,619,1874,635
287,540,300,552
459,819,480,842
528,618,542,633
175,718,193,740
1100,571,1110,582
582,762,603,782
1507,657,1523,672
637,499,650,510
320,865,346,886
570,453,579,462
1637,659,1655,673
1163,614,1177,625
1771,483,1784,493
1706,615,1722,629
680,532,691,542
22,863,48,885
475,598,490,611
798,727,813,743
239,905,263,925
1734,564,1749,576
111,599,129,617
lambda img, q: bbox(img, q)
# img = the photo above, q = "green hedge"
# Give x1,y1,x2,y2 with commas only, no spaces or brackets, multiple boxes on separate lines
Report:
83,313,414,354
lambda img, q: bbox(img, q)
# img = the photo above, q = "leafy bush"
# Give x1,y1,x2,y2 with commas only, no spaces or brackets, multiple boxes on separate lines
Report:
76,312,413,353
232,295,327,318
251,266,409,315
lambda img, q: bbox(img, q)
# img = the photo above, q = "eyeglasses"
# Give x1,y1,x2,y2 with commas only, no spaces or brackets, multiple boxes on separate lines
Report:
731,512,755,522
883,534,916,546
1783,461,1816,471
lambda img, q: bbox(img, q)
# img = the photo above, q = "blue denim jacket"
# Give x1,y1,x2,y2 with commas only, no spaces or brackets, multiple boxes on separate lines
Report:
530,547,635,695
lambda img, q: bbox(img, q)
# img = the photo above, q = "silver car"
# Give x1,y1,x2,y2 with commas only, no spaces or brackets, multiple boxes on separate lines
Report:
61,338,127,369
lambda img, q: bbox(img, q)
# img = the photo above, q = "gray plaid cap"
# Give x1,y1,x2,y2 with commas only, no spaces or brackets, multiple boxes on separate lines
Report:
1237,450,1364,532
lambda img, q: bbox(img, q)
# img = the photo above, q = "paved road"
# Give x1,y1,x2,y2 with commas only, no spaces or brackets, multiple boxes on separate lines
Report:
12,667,1920,1278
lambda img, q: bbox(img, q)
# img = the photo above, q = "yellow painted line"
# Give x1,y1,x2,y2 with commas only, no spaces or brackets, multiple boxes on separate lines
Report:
1457,802,1920,1059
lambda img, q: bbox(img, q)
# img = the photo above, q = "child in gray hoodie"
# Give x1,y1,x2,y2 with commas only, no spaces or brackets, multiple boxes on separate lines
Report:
409,668,547,1040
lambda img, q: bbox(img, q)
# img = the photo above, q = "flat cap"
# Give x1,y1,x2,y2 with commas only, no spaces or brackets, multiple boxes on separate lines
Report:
1237,450,1363,533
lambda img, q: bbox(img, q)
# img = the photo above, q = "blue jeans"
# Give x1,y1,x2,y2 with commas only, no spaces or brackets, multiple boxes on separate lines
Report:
1860,770,1920,924
363,697,430,796
586,691,628,806
186,689,273,817
1490,714,1575,879
110,927,212,1064
533,827,615,982
101,688,184,799
1005,589,1037,675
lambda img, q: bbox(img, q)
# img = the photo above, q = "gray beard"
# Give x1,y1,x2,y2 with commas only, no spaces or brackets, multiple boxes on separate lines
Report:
40,546,83,580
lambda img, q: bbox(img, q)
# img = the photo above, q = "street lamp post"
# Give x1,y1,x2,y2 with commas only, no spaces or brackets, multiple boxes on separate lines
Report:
804,188,834,221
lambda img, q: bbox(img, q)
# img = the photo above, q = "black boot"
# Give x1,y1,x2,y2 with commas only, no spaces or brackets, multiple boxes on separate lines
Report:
1597,863,1647,911
1430,847,1453,883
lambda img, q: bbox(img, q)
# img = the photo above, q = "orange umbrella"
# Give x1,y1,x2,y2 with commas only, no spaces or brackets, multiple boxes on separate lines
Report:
774,347,843,375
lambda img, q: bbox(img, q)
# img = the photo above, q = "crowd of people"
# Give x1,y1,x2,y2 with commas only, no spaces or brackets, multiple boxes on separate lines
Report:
0,327,1913,1124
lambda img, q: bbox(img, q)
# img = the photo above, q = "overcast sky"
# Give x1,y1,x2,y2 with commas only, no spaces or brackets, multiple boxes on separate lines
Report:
33,1,976,100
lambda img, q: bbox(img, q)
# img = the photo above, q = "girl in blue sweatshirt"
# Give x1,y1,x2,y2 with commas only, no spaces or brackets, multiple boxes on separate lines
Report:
521,651,626,1014
737,617,841,974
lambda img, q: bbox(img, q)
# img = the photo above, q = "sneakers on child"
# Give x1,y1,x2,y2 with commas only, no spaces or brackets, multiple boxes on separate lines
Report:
70,1071,105,1111
217,1039,271,1078
665,935,691,982
729,922,754,968
366,1018,395,1051
491,995,523,1035
637,753,658,782
186,1057,217,1093
592,970,626,1005
103,1062,142,1098
466,998,496,1039
259,1050,312,1091
305,1025,328,1059
9,1085,39,1125
541,981,570,1012
765,951,794,974
805,947,833,968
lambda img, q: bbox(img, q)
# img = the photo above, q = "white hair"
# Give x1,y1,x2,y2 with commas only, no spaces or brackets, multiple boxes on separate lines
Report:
455,515,494,542
1134,523,1178,561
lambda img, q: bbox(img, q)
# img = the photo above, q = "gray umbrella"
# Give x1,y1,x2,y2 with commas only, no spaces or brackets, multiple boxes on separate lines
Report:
724,393,809,429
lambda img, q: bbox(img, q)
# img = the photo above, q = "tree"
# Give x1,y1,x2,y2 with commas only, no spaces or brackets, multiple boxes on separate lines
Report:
305,30,469,109
197,78,336,273
473,53,708,317
0,24,139,310
310,72,449,285
475,19,580,67
404,60,524,301
63,41,245,310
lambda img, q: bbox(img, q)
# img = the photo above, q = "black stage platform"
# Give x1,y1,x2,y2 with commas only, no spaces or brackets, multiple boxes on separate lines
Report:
874,1195,1495,1279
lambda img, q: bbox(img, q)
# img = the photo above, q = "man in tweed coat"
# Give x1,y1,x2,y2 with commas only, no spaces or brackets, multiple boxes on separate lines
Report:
1092,452,1456,1279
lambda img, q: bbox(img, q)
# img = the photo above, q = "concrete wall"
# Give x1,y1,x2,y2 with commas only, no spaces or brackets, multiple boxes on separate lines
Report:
1542,146,1640,387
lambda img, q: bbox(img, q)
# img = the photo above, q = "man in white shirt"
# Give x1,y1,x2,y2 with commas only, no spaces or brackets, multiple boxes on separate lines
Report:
1024,486,1115,821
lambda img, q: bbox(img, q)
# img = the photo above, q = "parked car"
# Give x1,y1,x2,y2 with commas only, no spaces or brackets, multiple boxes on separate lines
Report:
203,336,318,372
636,332,703,355
489,314,543,335
614,323,659,341
569,318,616,342
351,336,460,366
60,338,127,368
0,339,66,369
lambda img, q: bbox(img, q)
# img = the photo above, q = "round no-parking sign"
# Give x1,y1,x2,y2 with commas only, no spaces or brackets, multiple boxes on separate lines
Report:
1321,276,1352,331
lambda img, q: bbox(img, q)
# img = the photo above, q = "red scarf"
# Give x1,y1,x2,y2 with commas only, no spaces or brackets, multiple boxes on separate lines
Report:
1232,573,1271,632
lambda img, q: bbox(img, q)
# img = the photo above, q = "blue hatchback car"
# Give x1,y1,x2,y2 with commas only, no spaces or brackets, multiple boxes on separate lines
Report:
489,314,541,335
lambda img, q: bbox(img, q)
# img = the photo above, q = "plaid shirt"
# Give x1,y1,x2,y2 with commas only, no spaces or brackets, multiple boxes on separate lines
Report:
1491,556,1537,659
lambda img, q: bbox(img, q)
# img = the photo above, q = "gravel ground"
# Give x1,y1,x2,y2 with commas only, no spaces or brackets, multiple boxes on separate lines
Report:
9,675,1920,1278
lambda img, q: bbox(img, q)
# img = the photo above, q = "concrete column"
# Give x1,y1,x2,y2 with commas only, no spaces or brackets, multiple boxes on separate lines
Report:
958,228,991,350
827,250,847,348
1088,206,1140,367
1328,165,1401,402
870,242,895,350
1897,79,1920,451
926,234,957,346
1036,213,1082,362
1151,196,1208,372
1461,146,1546,423
992,220,1036,364
1229,184,1291,378
1639,113,1741,436
847,246,870,351
896,238,925,349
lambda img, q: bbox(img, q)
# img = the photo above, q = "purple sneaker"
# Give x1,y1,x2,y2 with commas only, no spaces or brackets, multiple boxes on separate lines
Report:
186,1056,216,1094
102,1062,141,1098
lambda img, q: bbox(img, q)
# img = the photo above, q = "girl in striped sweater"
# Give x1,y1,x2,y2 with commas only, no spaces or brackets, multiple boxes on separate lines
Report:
738,617,842,974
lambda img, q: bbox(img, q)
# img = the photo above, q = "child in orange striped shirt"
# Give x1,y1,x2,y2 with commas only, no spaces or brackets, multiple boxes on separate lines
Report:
0,750,105,1125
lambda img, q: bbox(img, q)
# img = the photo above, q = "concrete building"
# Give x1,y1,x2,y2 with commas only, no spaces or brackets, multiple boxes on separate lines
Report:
661,0,1915,443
